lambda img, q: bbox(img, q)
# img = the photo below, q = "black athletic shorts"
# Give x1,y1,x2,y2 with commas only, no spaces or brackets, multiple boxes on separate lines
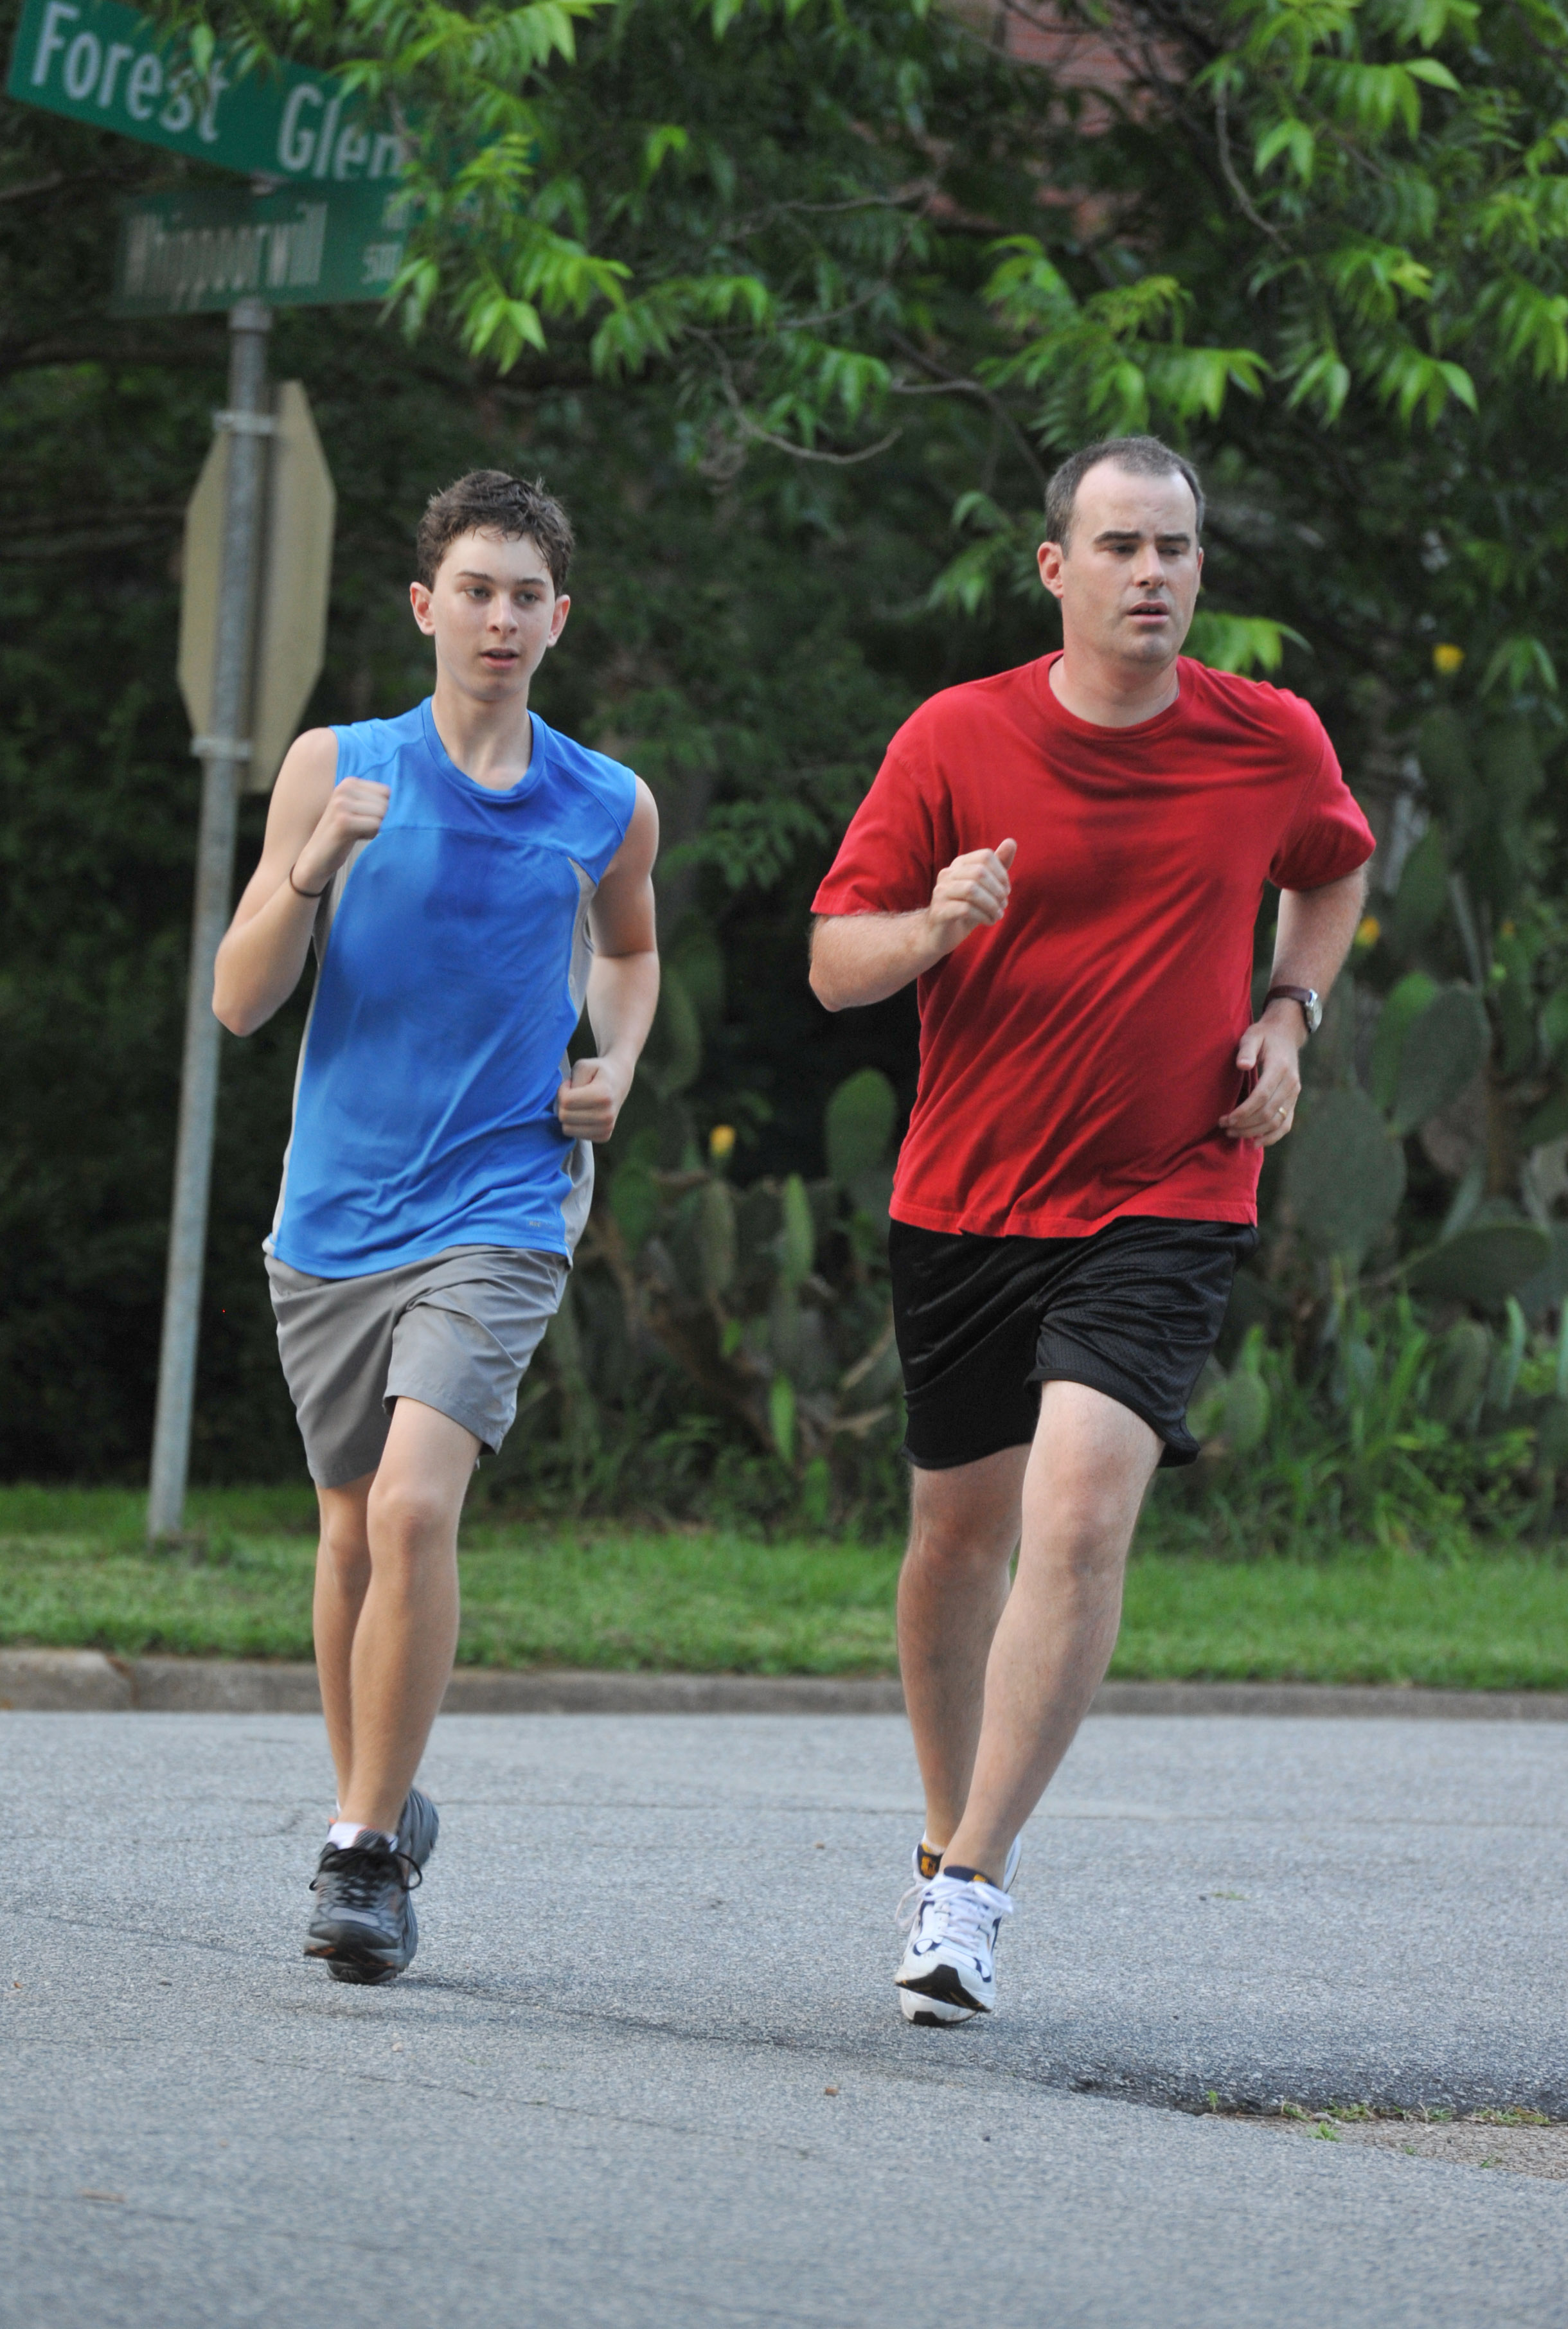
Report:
889,1214,1258,1472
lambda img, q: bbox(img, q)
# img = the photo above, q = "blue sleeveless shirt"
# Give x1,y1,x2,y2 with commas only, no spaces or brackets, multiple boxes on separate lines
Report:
267,699,637,1278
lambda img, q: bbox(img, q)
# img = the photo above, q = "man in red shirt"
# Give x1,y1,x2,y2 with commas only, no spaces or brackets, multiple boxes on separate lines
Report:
810,434,1373,2024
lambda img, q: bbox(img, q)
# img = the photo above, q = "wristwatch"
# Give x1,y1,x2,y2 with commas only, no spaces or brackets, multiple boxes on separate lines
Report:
1265,984,1322,1037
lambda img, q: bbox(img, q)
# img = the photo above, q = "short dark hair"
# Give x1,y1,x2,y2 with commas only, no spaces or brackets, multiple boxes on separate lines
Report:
1044,434,1204,549
415,469,575,593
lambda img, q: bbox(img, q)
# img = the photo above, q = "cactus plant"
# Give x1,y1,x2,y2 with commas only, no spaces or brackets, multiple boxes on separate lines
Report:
1389,985,1490,1136
697,1177,736,1299
643,963,703,1100
609,1162,659,1253
1285,1085,1406,1263
1369,973,1436,1111
1404,1220,1551,1306
1220,1331,1271,1453
769,1373,797,1463
1517,1224,1568,1325
1428,1317,1492,1427
778,1173,815,1288
1486,1296,1528,1413
1388,822,1447,956
825,1068,897,1185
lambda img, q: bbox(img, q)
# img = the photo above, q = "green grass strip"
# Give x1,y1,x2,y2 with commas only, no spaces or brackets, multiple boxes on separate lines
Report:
1,1487,1567,1688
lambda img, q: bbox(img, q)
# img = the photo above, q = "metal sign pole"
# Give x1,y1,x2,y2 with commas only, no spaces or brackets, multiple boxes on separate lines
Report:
147,296,272,1542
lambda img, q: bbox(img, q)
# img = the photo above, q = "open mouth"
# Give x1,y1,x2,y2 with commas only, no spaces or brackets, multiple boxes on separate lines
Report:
481,650,519,666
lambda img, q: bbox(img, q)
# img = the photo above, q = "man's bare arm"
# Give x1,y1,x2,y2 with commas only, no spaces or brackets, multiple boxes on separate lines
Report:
1220,862,1371,1147
556,778,661,1142
809,838,1018,1012
213,730,392,1037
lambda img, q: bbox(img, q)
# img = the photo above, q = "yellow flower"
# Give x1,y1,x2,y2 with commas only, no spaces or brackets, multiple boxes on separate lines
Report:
1355,914,1381,950
708,1123,736,1164
1432,643,1465,676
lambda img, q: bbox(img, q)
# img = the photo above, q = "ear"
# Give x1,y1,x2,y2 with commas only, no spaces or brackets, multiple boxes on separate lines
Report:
409,580,435,637
548,592,571,647
1037,539,1066,604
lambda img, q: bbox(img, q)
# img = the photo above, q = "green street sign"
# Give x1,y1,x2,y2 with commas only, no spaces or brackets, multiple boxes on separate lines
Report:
6,0,402,183
111,181,411,314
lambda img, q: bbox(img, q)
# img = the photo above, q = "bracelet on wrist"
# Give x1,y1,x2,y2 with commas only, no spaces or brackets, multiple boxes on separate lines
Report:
289,861,329,901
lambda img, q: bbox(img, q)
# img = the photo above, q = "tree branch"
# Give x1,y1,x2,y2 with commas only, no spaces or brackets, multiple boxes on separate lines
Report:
1213,80,1283,242
885,332,1049,492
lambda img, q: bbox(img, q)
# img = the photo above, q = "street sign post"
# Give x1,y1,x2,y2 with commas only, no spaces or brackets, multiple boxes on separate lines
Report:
112,181,410,316
8,0,399,1539
147,353,338,1540
179,378,336,793
8,0,404,182
146,298,273,1543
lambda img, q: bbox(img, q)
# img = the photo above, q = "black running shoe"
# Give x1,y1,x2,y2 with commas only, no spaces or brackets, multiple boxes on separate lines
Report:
305,1834,419,1985
398,1786,439,1871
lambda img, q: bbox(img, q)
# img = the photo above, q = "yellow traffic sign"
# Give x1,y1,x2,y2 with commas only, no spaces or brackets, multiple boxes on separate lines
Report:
178,379,335,792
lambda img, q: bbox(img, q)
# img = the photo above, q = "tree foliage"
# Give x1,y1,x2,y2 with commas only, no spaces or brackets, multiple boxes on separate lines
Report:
10,0,1568,1527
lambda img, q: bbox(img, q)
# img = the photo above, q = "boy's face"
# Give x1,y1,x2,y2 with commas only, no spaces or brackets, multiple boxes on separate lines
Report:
409,526,570,701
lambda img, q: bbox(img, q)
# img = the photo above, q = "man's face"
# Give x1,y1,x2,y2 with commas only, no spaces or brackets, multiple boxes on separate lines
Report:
1036,462,1202,672
409,527,570,700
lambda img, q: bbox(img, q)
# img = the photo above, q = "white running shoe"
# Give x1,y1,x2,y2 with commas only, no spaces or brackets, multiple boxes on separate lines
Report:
895,1833,1020,1936
896,1868,1015,2024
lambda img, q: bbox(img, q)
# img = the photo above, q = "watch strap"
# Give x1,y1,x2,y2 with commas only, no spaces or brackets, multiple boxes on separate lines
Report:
1265,983,1316,1033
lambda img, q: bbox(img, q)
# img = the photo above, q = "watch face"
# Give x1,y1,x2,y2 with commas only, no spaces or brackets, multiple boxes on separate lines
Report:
1306,991,1324,1033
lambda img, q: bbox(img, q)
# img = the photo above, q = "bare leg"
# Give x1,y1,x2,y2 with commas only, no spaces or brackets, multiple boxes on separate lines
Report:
312,1472,374,1813
941,1382,1161,1883
897,1447,1029,1849
313,1398,481,1835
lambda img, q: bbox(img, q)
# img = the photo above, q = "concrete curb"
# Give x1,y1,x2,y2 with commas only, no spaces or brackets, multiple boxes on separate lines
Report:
3,1648,1568,1719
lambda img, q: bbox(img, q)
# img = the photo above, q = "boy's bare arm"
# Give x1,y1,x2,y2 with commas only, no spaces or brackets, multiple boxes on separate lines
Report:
213,731,389,1037
557,779,661,1142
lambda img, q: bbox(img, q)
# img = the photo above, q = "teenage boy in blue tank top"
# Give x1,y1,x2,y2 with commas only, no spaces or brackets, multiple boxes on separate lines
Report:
215,472,659,1983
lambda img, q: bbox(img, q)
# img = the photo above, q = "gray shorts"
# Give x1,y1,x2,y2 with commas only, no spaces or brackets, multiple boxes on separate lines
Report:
265,1244,567,1489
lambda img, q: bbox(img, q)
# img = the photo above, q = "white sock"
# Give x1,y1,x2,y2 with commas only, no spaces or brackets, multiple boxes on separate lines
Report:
326,1819,397,1850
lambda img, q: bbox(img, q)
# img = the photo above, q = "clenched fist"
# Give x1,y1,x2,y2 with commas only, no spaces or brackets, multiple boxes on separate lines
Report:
557,1055,630,1143
925,837,1017,958
289,778,391,898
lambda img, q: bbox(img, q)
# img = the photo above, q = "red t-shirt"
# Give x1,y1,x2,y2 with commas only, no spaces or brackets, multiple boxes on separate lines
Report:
811,653,1375,1240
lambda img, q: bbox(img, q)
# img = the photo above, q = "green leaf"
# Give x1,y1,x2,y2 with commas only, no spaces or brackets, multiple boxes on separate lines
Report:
1405,59,1462,93
1186,612,1306,675
1481,636,1559,699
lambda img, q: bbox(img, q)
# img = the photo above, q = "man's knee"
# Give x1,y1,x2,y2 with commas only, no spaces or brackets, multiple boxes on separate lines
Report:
1028,1481,1139,1584
907,1491,1018,1578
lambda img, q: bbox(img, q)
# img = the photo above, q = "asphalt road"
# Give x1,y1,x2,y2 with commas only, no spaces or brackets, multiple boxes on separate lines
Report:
4,1710,1566,2327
